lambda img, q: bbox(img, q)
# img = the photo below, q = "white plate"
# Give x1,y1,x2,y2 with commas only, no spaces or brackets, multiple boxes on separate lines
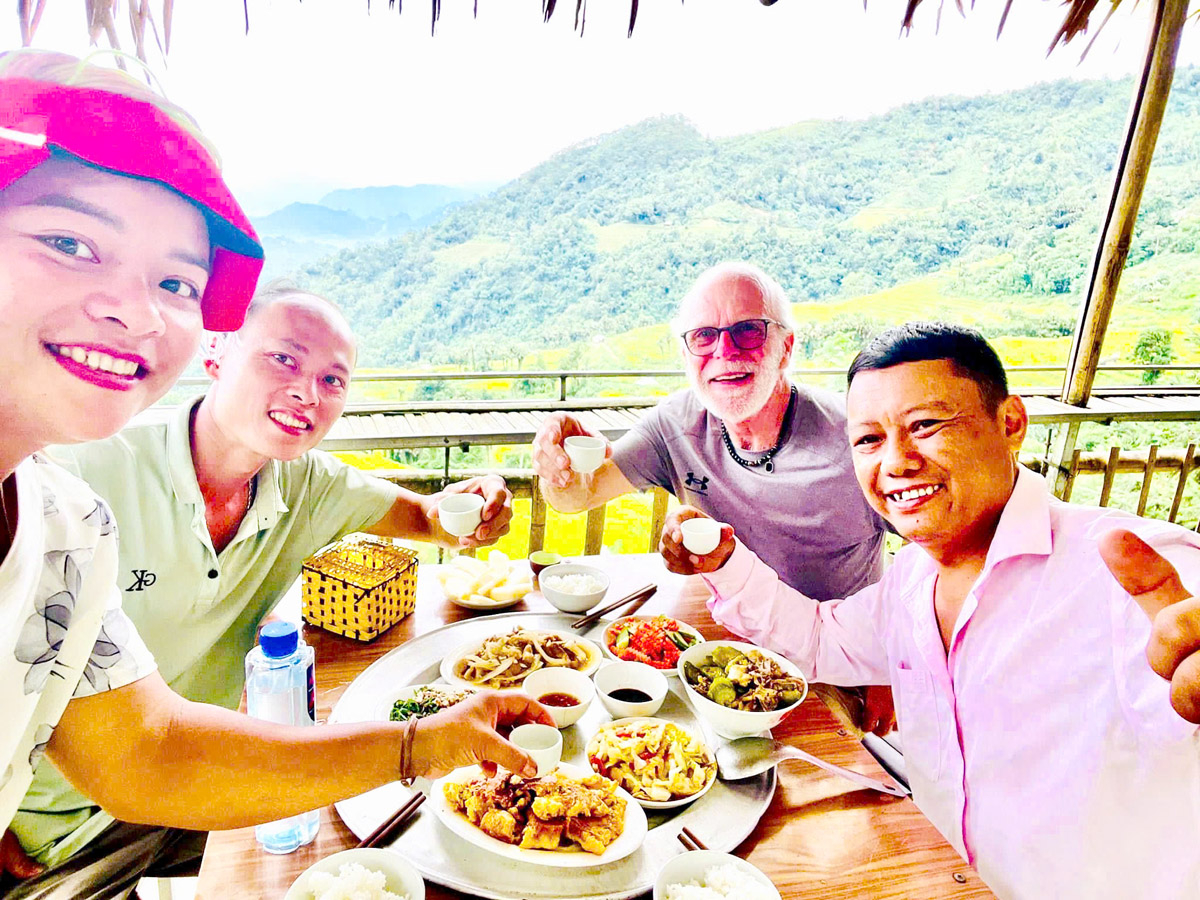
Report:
448,591,528,611
429,763,648,869
600,616,705,676
439,628,602,689
586,717,717,810
372,683,475,722
422,562,533,612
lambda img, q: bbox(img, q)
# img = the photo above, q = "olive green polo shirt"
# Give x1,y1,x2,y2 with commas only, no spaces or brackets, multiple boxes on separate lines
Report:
13,398,397,865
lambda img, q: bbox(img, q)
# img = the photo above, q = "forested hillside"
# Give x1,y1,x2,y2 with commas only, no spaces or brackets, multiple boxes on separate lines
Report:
289,70,1200,369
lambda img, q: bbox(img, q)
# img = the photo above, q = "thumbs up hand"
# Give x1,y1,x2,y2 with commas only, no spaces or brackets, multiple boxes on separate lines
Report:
1099,529,1200,723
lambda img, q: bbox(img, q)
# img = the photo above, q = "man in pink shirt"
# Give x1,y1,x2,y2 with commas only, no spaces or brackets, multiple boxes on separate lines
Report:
686,322,1200,900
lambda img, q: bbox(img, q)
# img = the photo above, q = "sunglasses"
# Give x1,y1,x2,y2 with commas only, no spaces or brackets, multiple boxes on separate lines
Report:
681,319,781,356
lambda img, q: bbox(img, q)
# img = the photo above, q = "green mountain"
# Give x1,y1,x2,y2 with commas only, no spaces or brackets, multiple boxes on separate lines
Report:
289,70,1200,369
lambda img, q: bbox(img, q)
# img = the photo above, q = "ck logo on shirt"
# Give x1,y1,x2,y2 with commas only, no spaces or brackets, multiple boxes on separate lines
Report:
685,472,709,494
127,569,157,591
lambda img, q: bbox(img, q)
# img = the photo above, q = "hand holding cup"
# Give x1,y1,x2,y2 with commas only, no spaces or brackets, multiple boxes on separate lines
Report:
659,508,736,576
430,475,513,547
532,414,610,489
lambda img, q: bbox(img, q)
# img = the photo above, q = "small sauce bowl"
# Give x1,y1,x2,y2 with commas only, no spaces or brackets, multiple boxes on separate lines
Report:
594,661,668,718
523,666,595,728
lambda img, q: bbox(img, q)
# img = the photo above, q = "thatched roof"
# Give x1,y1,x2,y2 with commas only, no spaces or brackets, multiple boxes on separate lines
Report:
17,0,1178,62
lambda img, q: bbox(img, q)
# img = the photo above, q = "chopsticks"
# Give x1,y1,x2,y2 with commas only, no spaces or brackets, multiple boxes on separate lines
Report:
571,583,656,630
356,791,427,849
677,826,709,852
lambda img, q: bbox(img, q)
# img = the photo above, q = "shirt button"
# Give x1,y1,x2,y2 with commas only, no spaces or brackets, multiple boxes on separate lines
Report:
208,569,218,579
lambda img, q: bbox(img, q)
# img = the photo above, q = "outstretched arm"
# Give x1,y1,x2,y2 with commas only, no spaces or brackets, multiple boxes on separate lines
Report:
367,475,513,549
532,413,634,513
47,676,551,831
700,537,891,687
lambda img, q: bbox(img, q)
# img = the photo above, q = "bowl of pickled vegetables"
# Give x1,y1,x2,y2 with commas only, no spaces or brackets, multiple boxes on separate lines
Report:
602,615,703,672
677,641,807,738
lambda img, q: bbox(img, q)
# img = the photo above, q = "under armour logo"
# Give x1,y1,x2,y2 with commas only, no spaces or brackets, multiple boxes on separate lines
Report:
127,569,157,591
685,472,709,493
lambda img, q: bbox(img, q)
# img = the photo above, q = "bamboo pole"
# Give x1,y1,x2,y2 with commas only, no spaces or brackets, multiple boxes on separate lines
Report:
529,475,547,553
1136,444,1160,516
1098,445,1122,507
1168,442,1195,522
584,506,607,556
1061,449,1083,502
648,486,670,552
1049,0,1190,496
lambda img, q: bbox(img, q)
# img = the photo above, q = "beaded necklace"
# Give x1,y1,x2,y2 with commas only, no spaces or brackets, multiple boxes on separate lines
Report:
719,385,797,475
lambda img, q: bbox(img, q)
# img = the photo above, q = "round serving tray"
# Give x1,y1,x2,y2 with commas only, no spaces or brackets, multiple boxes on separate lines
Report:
330,610,776,900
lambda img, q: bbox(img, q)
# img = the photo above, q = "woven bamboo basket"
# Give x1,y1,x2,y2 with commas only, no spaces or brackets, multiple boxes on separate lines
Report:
301,534,418,641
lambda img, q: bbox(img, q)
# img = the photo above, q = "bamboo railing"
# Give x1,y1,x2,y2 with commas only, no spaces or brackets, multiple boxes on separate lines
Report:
372,442,1200,559
1025,443,1199,528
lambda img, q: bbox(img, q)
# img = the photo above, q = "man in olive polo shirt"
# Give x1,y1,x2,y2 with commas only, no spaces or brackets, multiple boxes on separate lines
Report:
8,281,513,893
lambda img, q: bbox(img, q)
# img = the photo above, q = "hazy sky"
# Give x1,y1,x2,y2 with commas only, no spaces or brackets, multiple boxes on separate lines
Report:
6,1,1197,214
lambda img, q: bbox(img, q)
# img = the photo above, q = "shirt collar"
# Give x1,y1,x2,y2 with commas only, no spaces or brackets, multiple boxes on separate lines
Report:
979,465,1054,577
166,397,289,532
166,398,205,506
895,465,1053,612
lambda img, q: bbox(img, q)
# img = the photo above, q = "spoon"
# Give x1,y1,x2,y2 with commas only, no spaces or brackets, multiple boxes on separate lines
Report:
716,737,910,797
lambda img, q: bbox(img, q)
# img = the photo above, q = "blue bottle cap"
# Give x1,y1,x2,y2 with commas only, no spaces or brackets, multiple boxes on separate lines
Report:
259,621,299,658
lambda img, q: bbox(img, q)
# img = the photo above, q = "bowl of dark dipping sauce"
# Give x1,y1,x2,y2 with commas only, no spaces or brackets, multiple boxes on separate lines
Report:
594,661,668,718
522,666,594,728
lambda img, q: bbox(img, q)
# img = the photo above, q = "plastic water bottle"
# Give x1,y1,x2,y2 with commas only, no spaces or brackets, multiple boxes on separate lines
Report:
245,620,320,853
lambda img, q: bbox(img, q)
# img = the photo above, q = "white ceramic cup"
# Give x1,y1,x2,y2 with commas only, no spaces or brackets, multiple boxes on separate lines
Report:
438,493,485,537
509,723,563,776
680,517,722,555
564,436,606,474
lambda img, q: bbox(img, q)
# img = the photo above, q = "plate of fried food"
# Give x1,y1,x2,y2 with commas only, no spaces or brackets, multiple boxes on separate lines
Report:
373,683,475,722
431,763,648,868
586,717,717,810
435,551,534,611
440,627,602,690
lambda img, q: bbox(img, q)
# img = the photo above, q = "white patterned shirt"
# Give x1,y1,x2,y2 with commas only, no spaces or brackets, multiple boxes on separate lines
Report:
1,455,155,832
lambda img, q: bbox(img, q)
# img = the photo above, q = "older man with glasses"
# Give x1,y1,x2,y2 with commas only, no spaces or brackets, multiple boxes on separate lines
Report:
532,261,895,737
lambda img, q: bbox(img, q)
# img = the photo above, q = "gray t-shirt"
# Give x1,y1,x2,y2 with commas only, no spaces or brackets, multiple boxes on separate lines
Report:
612,386,886,601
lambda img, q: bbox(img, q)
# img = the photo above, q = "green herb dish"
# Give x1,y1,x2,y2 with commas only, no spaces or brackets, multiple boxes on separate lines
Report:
387,685,474,722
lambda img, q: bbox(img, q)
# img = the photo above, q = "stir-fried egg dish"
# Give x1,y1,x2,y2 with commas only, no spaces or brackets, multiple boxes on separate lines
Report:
442,771,626,854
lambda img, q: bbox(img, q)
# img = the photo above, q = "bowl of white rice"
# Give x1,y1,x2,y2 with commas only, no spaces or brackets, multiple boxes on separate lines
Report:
654,850,781,900
284,848,425,900
537,563,610,613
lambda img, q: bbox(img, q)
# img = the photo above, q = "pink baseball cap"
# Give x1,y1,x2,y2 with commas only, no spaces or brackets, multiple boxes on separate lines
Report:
0,78,264,332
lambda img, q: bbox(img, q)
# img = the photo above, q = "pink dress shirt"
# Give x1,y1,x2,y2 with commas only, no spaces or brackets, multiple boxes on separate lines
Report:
702,467,1200,900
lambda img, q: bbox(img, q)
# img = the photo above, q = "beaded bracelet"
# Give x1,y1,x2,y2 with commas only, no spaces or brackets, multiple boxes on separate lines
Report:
399,716,419,786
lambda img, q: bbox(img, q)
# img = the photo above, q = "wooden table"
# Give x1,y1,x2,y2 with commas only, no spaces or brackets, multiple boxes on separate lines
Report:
195,554,995,900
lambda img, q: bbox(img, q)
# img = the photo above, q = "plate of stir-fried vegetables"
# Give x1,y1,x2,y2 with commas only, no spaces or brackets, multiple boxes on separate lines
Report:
602,615,703,672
